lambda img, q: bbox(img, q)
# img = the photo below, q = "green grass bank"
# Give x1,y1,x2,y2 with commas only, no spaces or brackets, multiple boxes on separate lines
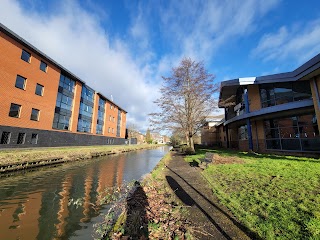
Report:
0,144,159,173
185,147,320,240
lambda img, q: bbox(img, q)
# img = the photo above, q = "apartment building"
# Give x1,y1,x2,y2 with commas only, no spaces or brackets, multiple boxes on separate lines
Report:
218,54,320,155
0,23,127,148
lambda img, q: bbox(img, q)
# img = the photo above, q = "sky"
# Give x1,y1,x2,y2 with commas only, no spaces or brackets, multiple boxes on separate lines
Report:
1,0,320,133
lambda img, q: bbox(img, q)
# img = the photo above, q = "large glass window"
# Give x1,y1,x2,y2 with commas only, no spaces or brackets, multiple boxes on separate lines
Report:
79,102,93,118
264,114,320,151
260,81,311,108
77,119,91,133
97,98,105,134
53,113,70,130
77,85,94,133
56,92,73,111
116,110,121,137
59,74,75,92
53,74,75,130
81,86,94,102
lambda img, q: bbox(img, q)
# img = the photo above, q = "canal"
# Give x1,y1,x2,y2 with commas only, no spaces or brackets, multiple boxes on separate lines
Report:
0,146,171,239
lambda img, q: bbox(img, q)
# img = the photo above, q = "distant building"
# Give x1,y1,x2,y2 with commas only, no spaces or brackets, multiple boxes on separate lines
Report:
150,132,164,144
201,115,224,146
217,53,320,155
126,129,145,144
0,23,127,148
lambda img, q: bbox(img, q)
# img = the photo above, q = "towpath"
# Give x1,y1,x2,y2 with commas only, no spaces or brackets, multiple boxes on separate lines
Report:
165,152,261,240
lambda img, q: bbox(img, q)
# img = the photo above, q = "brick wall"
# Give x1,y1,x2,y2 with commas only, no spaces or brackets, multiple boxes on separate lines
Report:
0,125,127,148
248,85,261,111
0,32,60,130
0,28,128,146
104,101,118,137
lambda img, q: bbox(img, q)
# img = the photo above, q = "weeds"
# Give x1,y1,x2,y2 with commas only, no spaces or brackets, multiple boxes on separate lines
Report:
95,153,193,239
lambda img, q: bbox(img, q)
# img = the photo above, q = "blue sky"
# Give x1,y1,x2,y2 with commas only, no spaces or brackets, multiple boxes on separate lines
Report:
1,0,320,132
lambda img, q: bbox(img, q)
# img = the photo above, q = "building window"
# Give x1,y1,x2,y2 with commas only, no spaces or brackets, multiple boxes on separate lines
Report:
9,103,21,118
112,128,114,134
35,84,44,96
77,119,91,133
56,92,73,111
59,74,75,93
40,61,47,72
264,114,320,151
81,85,94,102
260,81,312,108
110,104,113,109
31,133,38,144
15,75,26,90
117,109,121,137
96,98,105,134
108,127,111,133
79,102,93,118
17,133,26,144
53,113,70,130
238,125,248,140
30,108,40,121
0,132,11,144
21,49,31,63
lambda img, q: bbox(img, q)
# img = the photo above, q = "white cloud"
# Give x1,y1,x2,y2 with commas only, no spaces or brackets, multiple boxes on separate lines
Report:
252,19,320,64
0,0,159,132
157,0,280,62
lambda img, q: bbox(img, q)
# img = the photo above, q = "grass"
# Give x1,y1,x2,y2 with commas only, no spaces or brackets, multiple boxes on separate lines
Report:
0,144,158,165
186,146,320,240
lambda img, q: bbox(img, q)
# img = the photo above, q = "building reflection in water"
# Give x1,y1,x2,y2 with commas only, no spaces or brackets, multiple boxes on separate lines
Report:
0,147,168,239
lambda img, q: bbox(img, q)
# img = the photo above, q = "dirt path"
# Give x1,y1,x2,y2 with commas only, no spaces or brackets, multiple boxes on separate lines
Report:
165,152,260,240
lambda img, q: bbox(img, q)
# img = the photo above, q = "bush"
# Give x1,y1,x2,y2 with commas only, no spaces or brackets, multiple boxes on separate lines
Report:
180,145,195,155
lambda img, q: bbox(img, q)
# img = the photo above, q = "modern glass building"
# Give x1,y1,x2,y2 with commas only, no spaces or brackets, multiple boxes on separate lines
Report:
218,54,320,155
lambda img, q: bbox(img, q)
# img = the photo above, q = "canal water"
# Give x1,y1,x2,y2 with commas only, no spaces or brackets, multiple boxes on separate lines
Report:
0,146,170,240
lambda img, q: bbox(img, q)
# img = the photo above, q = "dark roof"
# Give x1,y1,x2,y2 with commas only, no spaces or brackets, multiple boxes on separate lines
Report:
0,23,127,113
219,53,320,107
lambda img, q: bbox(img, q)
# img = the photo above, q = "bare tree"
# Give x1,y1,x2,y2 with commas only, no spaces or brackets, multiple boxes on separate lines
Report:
150,58,218,151
127,123,138,139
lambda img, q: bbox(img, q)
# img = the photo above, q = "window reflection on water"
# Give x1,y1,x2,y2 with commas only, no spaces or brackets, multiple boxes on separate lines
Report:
0,146,170,240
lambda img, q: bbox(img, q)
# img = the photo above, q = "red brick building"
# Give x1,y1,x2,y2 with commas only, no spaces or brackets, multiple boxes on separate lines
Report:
0,23,127,148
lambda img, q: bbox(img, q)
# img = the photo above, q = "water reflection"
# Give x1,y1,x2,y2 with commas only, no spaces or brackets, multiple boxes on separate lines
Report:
0,146,170,240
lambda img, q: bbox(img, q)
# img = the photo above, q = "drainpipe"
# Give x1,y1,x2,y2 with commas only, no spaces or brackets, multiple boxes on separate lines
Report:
244,88,253,151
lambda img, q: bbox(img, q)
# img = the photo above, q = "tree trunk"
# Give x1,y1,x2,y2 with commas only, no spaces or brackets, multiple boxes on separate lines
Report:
189,134,195,152
185,132,190,146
